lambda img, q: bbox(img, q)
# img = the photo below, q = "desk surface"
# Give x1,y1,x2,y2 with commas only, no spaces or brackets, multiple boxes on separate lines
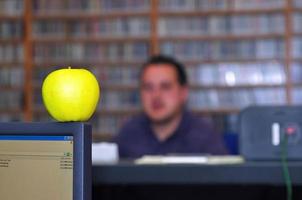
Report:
92,161,302,185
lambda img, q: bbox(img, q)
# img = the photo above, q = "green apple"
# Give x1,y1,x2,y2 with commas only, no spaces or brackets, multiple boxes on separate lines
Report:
42,67,100,122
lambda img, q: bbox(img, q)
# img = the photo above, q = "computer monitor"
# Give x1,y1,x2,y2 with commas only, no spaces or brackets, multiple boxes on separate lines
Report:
240,106,302,160
0,122,91,200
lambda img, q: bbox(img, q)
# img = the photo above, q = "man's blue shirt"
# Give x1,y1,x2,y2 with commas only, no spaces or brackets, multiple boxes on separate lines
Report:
113,111,228,158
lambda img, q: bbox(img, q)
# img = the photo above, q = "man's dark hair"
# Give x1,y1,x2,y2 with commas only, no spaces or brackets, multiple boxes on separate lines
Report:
140,55,188,86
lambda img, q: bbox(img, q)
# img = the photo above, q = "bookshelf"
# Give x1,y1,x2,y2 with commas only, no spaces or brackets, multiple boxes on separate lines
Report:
0,0,301,140
0,0,24,122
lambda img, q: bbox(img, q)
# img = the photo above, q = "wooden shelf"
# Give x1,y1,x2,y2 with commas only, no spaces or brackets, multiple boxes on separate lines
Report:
159,33,284,41
292,83,302,87
0,62,24,67
293,8,302,12
0,108,23,115
0,15,23,20
33,59,284,68
33,60,145,68
33,11,150,20
182,58,285,65
32,36,150,43
190,83,286,90
0,86,23,91
98,83,286,91
159,8,284,17
0,38,23,44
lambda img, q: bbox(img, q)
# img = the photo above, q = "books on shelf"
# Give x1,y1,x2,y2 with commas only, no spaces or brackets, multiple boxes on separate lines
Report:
33,0,150,13
0,21,23,39
188,88,286,109
0,113,22,122
159,0,229,11
0,91,23,110
0,67,24,87
160,39,284,60
291,63,302,83
97,67,139,86
99,90,140,110
0,44,23,62
33,42,149,63
293,0,302,8
158,14,284,36
188,62,285,86
0,0,23,15
292,88,302,105
92,114,130,136
292,13,302,33
233,0,284,9
159,0,284,11
33,17,150,38
292,37,302,58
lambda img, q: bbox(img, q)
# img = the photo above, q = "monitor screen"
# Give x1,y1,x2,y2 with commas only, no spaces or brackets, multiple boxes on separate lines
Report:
0,122,91,200
0,135,73,200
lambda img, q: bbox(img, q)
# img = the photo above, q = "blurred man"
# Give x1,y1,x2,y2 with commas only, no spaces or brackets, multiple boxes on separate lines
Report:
114,55,227,158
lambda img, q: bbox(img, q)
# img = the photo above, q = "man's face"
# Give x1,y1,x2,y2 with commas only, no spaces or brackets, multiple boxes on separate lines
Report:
140,64,188,123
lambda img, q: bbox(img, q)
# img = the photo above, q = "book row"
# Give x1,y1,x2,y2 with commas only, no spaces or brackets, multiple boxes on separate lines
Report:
0,21,23,39
0,91,23,109
187,62,285,86
32,13,285,38
291,63,302,83
2,0,302,16
33,43,149,63
160,39,285,60
0,113,22,122
294,0,302,8
96,67,139,86
188,88,286,109
159,0,285,11
33,18,150,37
293,13,302,33
159,14,284,36
293,88,302,104
0,68,24,87
0,45,23,62
32,0,150,13
0,0,23,15
292,37,302,58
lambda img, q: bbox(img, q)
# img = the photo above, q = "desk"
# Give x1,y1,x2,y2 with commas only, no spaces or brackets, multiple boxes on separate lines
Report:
92,161,302,200
93,161,302,185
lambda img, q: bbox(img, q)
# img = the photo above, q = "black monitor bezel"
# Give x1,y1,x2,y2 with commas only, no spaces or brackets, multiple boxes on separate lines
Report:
0,122,91,200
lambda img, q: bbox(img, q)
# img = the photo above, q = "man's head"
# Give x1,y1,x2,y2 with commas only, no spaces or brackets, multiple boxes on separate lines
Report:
140,55,188,124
